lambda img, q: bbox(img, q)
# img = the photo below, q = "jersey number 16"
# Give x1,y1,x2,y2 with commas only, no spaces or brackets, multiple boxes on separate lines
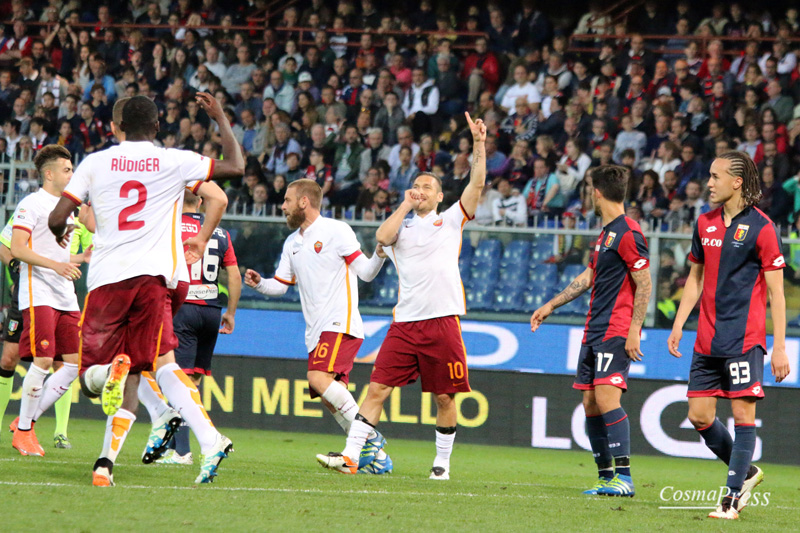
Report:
190,239,220,282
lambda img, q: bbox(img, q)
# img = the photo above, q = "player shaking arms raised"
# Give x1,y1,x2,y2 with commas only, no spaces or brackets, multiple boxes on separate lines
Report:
531,165,651,497
668,151,790,519
48,94,243,486
9,145,88,456
245,179,391,473
317,113,487,479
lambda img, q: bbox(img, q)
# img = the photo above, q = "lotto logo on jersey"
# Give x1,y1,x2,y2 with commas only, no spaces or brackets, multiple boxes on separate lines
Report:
751,385,762,395
610,375,624,385
734,224,749,241
773,256,786,268
314,241,323,253
604,232,616,247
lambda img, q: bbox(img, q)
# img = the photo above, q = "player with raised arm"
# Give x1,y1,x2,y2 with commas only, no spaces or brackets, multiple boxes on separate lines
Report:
8,146,90,456
316,113,486,480
47,94,244,486
156,191,241,465
244,179,392,473
668,151,790,519
531,165,651,497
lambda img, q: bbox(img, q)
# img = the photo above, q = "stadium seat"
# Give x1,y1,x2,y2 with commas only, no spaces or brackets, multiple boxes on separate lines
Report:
529,264,558,286
492,286,524,312
372,285,398,307
499,265,527,286
560,264,585,285
465,281,496,311
470,262,500,282
473,239,502,262
501,240,531,267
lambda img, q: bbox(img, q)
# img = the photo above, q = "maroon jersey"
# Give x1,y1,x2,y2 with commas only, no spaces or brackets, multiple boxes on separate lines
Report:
688,206,784,356
181,212,237,307
583,215,649,345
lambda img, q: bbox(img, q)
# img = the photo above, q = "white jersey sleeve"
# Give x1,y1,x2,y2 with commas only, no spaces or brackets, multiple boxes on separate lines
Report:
274,239,296,285
334,222,362,260
63,155,93,205
441,200,472,230
169,148,215,191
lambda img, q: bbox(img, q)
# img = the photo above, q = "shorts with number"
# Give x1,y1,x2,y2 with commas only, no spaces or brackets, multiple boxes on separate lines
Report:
79,275,175,375
19,306,80,361
370,316,471,394
573,336,630,391
174,303,221,376
3,283,22,343
687,346,765,399
307,331,362,398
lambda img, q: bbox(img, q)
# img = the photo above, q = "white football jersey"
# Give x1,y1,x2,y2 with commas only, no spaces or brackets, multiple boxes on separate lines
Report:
13,189,79,311
63,141,212,291
389,201,471,322
274,217,364,351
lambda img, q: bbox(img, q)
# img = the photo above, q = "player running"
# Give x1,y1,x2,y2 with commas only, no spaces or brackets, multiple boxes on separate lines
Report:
0,214,78,448
47,94,243,486
157,191,241,465
245,179,392,473
8,146,90,456
531,165,652,497
316,113,486,480
668,151,790,519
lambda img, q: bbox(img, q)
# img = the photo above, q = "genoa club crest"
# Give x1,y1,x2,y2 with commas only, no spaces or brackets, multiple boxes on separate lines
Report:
314,241,323,253
604,232,616,247
734,224,749,242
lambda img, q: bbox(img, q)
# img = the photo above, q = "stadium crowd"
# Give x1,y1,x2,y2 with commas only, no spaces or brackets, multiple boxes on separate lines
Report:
2,2,800,256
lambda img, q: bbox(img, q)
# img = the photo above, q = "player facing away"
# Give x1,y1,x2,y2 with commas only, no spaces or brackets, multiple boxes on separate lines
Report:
531,165,652,497
244,179,392,473
157,191,241,465
0,215,78,448
668,151,790,519
8,146,90,456
47,94,244,486
317,113,487,480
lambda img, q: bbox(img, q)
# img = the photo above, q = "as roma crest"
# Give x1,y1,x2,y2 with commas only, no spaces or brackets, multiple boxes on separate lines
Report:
314,241,323,253
433,218,443,227
604,232,617,247
734,224,749,242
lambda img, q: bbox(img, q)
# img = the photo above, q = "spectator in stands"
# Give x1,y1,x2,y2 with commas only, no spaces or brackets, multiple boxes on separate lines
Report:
641,140,681,183
223,45,255,97
359,127,391,179
763,79,794,125
263,70,295,114
373,92,404,146
247,182,271,216
498,97,537,145
759,141,791,183
556,138,591,200
55,119,83,158
524,157,564,219
2,119,22,157
330,124,364,206
265,123,302,176
613,114,646,165
0,20,32,63
492,178,527,227
388,145,418,196
500,65,541,115
236,109,266,156
435,54,464,119
759,165,790,224
487,9,514,56
616,33,655,76
463,36,500,109
402,67,439,138
682,180,708,224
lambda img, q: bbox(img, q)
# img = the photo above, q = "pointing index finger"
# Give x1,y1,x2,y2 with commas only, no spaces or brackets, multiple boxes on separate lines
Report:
464,111,475,127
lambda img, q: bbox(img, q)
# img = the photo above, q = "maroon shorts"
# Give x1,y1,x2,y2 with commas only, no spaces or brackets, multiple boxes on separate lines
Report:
371,316,471,394
19,306,80,361
308,331,362,398
162,280,190,355
79,275,174,375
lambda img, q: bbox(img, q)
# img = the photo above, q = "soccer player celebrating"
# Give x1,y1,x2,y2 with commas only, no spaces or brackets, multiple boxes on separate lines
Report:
668,151,790,519
8,145,88,456
316,113,487,480
531,165,651,497
157,191,241,465
48,94,243,486
244,179,392,473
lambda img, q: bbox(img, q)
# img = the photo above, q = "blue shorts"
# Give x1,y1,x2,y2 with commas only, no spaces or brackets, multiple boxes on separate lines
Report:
573,336,630,391
173,304,221,375
687,346,765,399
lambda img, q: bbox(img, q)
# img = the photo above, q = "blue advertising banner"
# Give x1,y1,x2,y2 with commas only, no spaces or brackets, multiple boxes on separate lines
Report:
216,309,800,388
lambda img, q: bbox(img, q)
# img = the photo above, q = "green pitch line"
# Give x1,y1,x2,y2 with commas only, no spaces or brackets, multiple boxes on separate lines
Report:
0,418,797,532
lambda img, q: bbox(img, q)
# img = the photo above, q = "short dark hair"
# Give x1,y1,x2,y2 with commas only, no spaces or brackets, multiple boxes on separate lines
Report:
591,165,629,203
121,95,159,137
34,144,71,174
112,96,131,125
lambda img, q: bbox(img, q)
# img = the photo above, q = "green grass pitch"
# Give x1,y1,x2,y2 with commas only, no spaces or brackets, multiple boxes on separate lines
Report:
0,417,797,532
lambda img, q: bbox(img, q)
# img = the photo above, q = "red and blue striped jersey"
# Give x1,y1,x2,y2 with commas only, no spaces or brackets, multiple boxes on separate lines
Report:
688,206,784,356
182,212,237,308
583,215,650,345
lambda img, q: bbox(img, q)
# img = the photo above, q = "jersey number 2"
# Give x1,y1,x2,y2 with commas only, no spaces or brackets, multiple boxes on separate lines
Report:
118,180,147,231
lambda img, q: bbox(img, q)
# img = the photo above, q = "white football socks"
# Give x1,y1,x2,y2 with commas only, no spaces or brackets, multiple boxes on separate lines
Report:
100,408,136,463
433,428,456,470
342,419,372,462
33,362,78,421
138,371,171,422
83,363,111,395
321,380,358,433
18,364,48,430
156,363,216,454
